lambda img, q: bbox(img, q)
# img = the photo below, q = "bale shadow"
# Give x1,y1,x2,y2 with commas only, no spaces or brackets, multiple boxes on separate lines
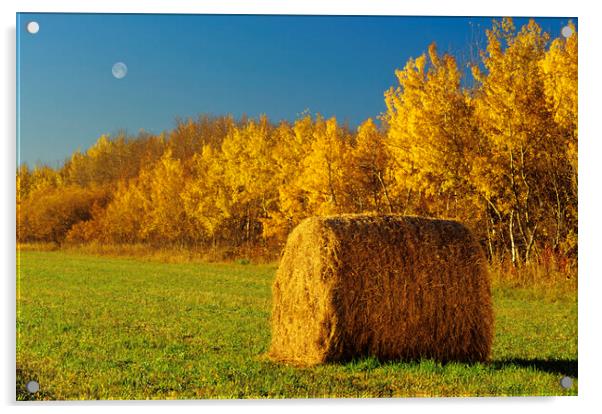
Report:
336,356,578,380
492,358,578,378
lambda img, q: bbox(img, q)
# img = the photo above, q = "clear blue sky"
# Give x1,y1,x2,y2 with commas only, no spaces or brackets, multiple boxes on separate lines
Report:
17,13,573,166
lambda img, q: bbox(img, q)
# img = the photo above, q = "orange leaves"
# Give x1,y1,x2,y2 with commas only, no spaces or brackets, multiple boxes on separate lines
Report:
19,185,108,244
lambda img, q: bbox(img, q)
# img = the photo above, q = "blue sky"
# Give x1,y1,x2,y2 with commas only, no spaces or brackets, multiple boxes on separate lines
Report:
17,13,573,166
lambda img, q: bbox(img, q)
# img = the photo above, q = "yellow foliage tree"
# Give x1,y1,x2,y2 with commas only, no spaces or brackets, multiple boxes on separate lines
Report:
138,149,191,244
348,118,393,213
297,116,350,215
182,145,231,245
472,18,568,263
264,116,315,241
384,43,479,218
539,20,578,254
91,180,148,243
220,116,278,246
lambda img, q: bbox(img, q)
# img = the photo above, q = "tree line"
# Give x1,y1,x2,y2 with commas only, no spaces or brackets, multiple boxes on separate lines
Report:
17,19,577,266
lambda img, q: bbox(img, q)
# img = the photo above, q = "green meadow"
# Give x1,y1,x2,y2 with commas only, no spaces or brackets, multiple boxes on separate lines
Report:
16,251,577,400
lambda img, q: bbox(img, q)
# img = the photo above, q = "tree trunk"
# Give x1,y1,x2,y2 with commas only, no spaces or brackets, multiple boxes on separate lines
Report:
402,188,412,215
376,171,393,214
552,175,563,250
485,207,495,260
327,162,337,206
509,210,517,266
245,206,251,246
524,223,538,263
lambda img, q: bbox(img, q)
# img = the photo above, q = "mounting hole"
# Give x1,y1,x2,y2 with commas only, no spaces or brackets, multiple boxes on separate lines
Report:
561,25,573,38
26,21,40,34
26,380,40,393
560,376,573,389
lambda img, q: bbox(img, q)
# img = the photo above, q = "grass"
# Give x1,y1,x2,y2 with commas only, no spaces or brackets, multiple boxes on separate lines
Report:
16,251,577,400
17,241,278,264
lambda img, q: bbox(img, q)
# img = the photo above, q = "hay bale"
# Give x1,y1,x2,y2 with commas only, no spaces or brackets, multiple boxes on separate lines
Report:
268,214,493,366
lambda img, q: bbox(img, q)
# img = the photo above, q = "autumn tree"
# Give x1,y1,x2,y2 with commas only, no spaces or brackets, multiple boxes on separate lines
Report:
384,43,480,219
296,116,350,215
62,132,166,188
71,180,148,244
136,150,192,244
540,21,578,255
20,185,108,244
263,115,315,241
182,145,231,246
219,115,278,246
347,118,393,213
472,18,571,263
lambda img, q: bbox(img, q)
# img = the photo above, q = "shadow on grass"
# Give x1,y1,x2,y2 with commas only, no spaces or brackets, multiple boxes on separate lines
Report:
337,356,578,380
492,359,578,378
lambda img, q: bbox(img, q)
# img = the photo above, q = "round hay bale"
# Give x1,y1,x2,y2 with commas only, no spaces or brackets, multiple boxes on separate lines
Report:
268,214,493,366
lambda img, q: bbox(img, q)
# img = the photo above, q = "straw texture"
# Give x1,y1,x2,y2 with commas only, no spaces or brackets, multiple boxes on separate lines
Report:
268,214,493,366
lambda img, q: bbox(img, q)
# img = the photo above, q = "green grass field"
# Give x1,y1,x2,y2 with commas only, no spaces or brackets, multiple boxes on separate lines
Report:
16,251,577,399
